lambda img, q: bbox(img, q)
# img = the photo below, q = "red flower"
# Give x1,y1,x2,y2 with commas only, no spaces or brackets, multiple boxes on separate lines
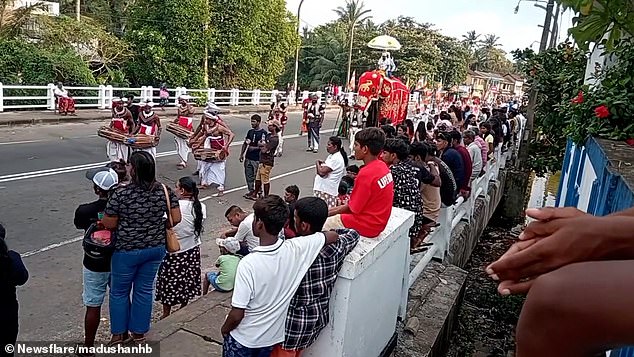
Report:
571,90,584,104
594,105,610,118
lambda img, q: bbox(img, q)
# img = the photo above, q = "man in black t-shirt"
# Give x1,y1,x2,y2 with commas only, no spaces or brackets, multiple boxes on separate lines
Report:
74,166,119,351
239,114,267,199
246,120,280,200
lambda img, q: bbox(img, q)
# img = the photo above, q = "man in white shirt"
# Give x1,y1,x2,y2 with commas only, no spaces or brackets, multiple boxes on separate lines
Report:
220,195,341,356
219,206,259,256
463,130,483,180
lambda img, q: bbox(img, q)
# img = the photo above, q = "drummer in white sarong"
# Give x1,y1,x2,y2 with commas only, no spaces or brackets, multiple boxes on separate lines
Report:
192,112,235,196
108,98,135,162
175,95,196,169
135,101,161,159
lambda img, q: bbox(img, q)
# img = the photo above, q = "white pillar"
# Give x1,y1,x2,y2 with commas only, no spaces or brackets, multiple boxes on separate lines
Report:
251,90,259,106
302,90,309,101
0,82,4,112
271,89,278,104
47,83,56,110
316,90,323,105
98,85,106,109
140,86,147,102
105,85,114,109
147,86,154,102
234,89,240,106
289,90,296,105
207,88,215,104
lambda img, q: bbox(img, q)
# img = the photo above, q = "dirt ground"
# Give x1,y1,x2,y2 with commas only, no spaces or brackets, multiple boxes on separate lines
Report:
445,218,526,357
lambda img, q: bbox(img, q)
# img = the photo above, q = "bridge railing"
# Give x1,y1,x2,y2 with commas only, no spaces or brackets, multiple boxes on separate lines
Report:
409,125,523,287
0,83,417,112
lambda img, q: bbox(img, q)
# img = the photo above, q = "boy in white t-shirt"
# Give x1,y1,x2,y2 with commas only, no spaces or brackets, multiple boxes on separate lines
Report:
220,195,340,356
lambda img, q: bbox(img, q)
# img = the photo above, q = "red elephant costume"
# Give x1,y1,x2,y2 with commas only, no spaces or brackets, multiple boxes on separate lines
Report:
356,70,409,126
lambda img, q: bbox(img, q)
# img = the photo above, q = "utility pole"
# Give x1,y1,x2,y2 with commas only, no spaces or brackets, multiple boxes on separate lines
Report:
549,2,562,48
203,1,210,87
292,0,306,94
76,0,80,21
346,21,357,90
518,0,554,167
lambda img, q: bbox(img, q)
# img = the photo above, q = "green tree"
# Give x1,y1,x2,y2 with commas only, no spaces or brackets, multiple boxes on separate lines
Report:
208,0,299,89
0,0,47,39
334,0,372,83
437,35,469,87
39,16,131,83
58,0,137,36
557,0,634,51
124,0,210,88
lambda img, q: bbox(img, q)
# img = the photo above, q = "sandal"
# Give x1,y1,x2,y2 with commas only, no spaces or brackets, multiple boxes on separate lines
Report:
107,334,128,346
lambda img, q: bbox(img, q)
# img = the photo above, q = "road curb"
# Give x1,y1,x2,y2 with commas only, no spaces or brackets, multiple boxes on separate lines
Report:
0,107,340,127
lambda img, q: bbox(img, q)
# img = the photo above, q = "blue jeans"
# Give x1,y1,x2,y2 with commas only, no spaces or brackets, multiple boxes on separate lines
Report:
109,245,165,335
82,268,110,307
206,272,231,293
223,334,273,357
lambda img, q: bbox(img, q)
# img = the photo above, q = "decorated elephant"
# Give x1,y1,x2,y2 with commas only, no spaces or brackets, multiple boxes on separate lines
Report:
356,70,409,127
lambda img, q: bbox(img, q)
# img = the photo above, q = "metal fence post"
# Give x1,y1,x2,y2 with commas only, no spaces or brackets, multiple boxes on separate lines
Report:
47,83,56,110
0,82,3,112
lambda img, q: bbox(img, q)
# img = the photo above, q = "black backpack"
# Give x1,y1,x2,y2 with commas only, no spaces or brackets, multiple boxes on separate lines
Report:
83,223,116,261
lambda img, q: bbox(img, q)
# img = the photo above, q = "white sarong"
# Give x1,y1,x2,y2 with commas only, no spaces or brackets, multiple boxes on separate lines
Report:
199,135,226,190
175,137,190,163
274,132,284,156
200,160,226,190
134,146,156,160
107,141,129,162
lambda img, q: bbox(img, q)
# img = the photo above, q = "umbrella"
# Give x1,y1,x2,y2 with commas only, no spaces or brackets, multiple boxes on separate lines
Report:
367,35,402,51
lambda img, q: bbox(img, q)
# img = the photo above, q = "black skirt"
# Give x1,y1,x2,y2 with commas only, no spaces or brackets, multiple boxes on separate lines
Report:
155,246,202,306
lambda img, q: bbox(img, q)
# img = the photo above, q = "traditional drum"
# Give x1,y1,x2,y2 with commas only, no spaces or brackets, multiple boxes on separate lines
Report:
126,134,156,149
193,148,226,162
97,126,127,143
166,122,193,139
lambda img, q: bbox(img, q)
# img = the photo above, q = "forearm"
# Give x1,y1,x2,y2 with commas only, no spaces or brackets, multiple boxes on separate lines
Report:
608,207,634,218
221,311,243,336
598,216,634,260
329,204,351,216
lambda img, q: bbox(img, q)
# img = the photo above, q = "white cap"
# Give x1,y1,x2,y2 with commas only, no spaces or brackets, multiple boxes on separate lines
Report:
92,169,119,190
216,238,240,254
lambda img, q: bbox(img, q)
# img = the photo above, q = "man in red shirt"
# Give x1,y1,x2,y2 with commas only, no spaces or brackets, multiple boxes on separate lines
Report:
324,127,394,238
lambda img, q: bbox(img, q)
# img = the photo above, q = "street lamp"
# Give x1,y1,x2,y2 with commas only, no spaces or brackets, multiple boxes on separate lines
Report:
292,0,306,96
514,0,548,14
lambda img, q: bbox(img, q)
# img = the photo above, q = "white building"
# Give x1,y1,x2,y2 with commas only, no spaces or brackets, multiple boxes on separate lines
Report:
11,0,59,16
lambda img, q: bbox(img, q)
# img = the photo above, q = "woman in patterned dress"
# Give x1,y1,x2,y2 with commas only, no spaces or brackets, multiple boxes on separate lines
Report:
155,177,206,319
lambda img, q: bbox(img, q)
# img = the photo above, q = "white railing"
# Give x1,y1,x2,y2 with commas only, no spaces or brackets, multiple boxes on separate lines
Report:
0,83,415,112
0,83,332,112
409,131,521,287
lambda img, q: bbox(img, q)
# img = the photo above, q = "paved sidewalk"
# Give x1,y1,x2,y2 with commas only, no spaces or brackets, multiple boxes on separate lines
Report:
147,292,230,356
0,104,320,126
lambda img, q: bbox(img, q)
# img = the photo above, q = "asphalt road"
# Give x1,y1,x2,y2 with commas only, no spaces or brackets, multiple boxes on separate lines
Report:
0,110,346,342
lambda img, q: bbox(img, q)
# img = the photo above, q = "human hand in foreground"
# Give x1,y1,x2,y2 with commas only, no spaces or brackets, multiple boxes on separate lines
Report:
486,207,603,295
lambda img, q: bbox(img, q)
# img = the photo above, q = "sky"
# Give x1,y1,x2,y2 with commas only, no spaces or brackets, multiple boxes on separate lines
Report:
286,0,574,56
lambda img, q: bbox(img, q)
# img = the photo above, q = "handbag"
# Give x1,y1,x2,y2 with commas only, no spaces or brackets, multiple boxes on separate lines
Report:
162,184,181,253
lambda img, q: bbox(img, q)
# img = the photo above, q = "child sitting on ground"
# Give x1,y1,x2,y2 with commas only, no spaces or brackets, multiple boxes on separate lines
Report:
337,179,351,206
203,239,241,294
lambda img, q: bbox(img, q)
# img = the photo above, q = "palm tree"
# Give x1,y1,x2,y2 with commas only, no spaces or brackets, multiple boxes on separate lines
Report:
0,0,46,39
480,34,502,49
333,0,372,86
462,30,480,51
